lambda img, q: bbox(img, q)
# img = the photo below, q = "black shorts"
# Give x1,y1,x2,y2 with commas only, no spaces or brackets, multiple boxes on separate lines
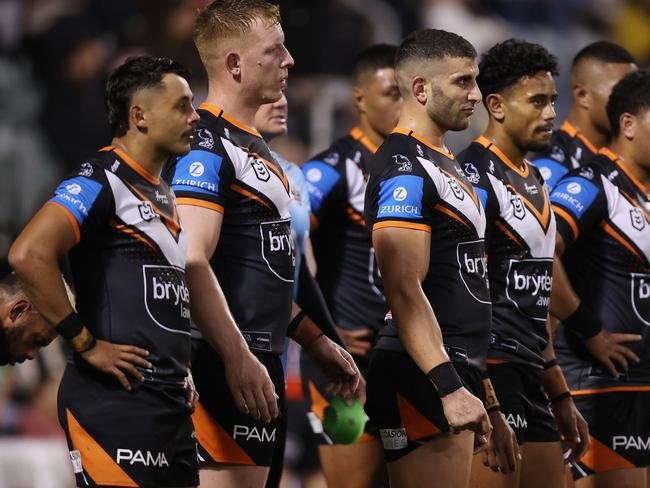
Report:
570,389,650,479
58,364,198,488
190,339,286,467
487,361,560,444
300,349,379,445
365,349,485,463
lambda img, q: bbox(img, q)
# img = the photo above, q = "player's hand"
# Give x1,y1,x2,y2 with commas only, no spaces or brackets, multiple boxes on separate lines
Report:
481,411,520,473
441,387,492,439
80,340,151,391
184,369,199,411
336,326,374,357
305,335,365,404
551,396,590,463
583,329,641,377
224,350,279,423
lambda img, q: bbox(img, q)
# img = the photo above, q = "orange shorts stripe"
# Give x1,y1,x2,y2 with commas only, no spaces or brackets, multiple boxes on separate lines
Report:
396,393,441,441
66,409,138,487
191,402,255,466
580,435,635,473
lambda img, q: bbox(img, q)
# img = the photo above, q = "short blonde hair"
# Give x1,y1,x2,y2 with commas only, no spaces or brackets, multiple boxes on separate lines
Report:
194,0,281,71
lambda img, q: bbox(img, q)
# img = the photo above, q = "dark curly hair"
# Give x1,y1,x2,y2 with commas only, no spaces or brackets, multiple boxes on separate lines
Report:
607,69,650,138
105,56,191,137
395,29,476,69
477,39,558,104
572,41,636,68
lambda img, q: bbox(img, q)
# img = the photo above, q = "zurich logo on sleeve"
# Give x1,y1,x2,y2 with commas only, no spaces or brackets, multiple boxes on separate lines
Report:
377,175,424,219
550,176,598,218
51,176,102,225
302,160,340,212
533,158,569,189
172,150,222,196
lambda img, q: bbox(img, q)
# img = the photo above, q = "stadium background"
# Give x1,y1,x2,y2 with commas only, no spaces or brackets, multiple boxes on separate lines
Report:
0,0,648,486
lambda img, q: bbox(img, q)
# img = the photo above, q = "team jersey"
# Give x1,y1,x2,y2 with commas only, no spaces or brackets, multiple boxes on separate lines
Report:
275,152,310,288
49,146,190,386
551,148,650,389
166,104,294,355
302,127,387,331
364,128,491,370
532,120,599,189
458,137,556,368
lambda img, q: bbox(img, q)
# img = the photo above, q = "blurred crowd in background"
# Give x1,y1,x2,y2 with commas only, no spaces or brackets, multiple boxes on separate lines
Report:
0,0,649,486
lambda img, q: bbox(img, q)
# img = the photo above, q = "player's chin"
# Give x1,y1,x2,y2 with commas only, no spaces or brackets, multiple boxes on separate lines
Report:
528,137,552,153
172,141,193,156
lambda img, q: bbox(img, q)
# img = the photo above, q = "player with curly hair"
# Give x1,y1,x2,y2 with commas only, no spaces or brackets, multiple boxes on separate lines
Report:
458,39,589,488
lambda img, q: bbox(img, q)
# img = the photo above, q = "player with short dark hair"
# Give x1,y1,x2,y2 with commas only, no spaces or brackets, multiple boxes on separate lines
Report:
364,29,502,488
9,55,201,487
550,69,650,486
300,43,400,488
165,1,363,486
533,41,636,188
458,39,589,488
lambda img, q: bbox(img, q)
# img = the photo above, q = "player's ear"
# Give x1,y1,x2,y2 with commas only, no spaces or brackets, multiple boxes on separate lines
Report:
130,104,148,133
9,299,31,323
226,52,241,77
352,86,364,113
573,83,589,110
485,93,504,122
412,76,427,105
620,112,636,140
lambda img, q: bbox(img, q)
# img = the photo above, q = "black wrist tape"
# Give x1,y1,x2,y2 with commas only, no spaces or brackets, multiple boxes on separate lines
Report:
543,359,558,370
56,311,84,341
550,391,571,404
427,361,463,397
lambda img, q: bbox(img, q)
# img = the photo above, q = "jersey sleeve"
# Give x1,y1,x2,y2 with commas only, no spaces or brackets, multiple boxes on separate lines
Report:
48,164,112,243
169,148,229,213
365,152,433,232
302,159,343,225
549,171,606,246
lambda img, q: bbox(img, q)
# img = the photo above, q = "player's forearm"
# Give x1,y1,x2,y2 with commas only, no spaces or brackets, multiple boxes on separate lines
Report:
386,281,449,373
549,253,580,320
9,236,74,324
184,259,249,361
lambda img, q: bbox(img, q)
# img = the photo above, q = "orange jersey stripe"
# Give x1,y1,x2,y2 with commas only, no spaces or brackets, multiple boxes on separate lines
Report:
391,127,454,159
495,219,523,247
552,204,579,241
176,197,224,214
434,204,470,228
199,103,261,137
601,221,642,260
372,220,431,232
230,183,271,209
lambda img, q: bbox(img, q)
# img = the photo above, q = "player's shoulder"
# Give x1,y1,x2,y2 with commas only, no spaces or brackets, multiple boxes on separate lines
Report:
307,134,356,169
373,132,418,172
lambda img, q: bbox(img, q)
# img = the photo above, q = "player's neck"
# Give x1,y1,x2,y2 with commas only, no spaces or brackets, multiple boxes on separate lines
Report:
566,107,608,149
357,118,385,150
111,135,165,178
396,109,445,148
205,82,258,130
482,125,526,169
609,139,650,190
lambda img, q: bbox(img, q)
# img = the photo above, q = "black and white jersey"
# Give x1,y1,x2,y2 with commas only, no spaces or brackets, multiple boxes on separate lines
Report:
459,137,556,368
166,103,294,355
302,127,387,332
50,146,190,385
551,148,650,390
365,128,491,370
532,121,599,189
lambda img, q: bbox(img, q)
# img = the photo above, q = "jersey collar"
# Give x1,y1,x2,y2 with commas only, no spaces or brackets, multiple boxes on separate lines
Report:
99,146,160,185
391,127,454,160
199,103,262,138
599,147,650,198
559,120,599,155
475,136,530,178
349,127,379,154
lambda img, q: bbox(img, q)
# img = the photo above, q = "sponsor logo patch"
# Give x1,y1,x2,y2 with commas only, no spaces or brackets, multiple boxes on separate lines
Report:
379,428,408,450
505,259,553,321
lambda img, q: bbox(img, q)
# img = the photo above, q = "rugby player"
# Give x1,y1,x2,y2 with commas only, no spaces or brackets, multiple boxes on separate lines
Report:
0,272,58,366
364,29,500,488
549,69,650,486
300,43,401,488
533,41,637,188
165,1,362,487
9,56,201,487
457,39,588,488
